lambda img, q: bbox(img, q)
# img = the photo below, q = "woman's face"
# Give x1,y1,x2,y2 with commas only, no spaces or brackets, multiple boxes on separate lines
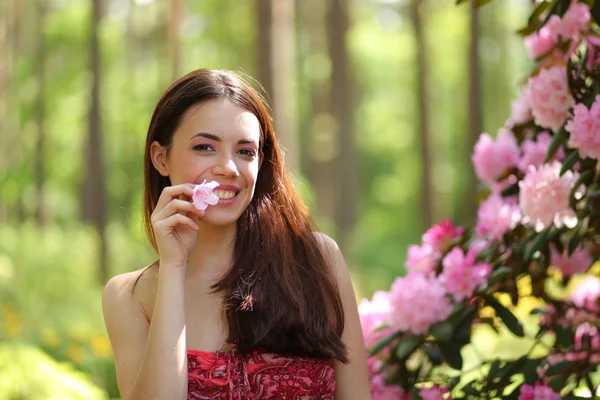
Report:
151,98,262,226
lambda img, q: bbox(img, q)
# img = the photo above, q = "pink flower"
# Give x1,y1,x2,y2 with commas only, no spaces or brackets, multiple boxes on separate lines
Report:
560,1,591,39
420,385,450,400
476,194,521,241
571,276,600,312
359,291,393,349
406,244,439,275
519,132,565,172
389,273,453,335
370,374,409,400
524,27,556,59
422,220,464,253
469,237,490,255
566,96,600,160
518,382,561,400
191,180,220,211
528,66,575,133
472,129,520,185
544,2,590,42
440,247,492,302
508,85,533,126
518,162,581,231
550,244,592,276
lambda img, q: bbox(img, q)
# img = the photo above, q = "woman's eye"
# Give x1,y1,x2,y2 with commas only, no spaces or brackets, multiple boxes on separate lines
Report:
238,149,257,157
193,144,214,152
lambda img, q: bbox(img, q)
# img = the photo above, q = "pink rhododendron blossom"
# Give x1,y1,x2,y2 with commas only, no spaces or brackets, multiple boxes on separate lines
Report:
472,129,520,185
528,66,575,133
544,2,590,43
422,220,464,253
440,248,492,302
524,27,556,60
476,194,521,241
420,385,450,400
469,238,490,255
370,374,410,400
559,1,591,39
519,162,582,231
359,291,393,349
405,244,439,275
571,276,600,312
508,85,533,126
191,180,220,211
388,274,453,335
566,95,600,160
519,132,565,172
550,244,592,276
585,35,600,70
518,382,561,400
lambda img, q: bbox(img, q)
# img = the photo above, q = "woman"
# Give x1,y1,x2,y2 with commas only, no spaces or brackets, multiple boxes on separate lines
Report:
102,69,371,399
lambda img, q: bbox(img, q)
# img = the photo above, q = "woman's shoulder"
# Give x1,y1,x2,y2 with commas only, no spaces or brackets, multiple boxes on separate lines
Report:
102,264,158,321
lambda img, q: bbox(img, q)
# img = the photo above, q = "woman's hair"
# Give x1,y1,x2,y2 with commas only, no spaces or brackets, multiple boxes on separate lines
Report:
141,69,347,363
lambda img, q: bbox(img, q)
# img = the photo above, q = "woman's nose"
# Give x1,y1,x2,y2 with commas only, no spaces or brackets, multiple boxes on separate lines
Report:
212,155,239,178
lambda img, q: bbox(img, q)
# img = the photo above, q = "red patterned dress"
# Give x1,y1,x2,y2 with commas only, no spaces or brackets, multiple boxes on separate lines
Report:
187,345,336,399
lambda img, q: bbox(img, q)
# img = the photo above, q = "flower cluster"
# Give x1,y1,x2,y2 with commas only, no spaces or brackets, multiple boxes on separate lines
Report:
362,1,600,397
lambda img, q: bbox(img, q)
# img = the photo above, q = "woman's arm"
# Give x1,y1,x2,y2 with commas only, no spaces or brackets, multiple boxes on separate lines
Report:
316,233,372,400
102,266,188,400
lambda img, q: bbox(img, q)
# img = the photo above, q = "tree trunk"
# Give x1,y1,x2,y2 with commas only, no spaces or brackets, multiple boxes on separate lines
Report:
34,0,47,226
83,0,108,284
255,0,273,101
255,0,298,173
167,0,183,81
464,0,482,222
411,0,434,230
298,0,336,234
0,0,7,224
329,0,357,254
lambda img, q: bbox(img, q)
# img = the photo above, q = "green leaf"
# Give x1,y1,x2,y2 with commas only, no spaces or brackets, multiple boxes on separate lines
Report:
569,169,593,209
554,324,574,347
500,183,520,197
555,0,572,17
369,330,400,357
411,387,424,400
525,231,548,261
560,151,580,176
488,359,501,379
539,0,560,29
592,0,600,24
431,321,453,342
545,126,567,162
487,267,511,286
438,341,463,370
486,295,525,337
545,360,572,376
547,375,564,392
395,335,421,359
522,358,544,384
568,216,588,255
424,345,443,365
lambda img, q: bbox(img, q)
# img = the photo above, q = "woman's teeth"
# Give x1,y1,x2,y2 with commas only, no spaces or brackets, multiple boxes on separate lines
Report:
214,190,236,199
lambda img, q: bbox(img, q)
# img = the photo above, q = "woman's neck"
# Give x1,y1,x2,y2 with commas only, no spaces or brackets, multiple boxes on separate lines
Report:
186,222,236,277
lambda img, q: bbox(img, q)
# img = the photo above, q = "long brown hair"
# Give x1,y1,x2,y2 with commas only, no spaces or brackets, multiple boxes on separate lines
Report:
141,69,347,362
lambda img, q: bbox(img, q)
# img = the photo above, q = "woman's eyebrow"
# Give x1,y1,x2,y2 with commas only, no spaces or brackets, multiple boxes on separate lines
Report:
191,132,258,145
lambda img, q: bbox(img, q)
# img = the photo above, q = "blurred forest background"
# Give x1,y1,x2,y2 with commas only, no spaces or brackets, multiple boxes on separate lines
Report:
0,0,534,397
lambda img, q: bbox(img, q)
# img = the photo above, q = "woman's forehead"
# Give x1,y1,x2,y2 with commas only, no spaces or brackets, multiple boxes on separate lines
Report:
176,99,261,142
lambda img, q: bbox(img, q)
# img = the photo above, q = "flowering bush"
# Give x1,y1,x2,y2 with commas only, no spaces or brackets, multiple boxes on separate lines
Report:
362,1,600,398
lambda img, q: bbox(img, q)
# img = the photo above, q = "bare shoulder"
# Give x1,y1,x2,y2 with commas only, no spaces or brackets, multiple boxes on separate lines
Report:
102,265,158,323
312,232,349,283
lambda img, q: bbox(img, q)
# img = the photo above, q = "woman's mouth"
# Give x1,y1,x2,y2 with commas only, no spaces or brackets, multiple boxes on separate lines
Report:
214,189,237,200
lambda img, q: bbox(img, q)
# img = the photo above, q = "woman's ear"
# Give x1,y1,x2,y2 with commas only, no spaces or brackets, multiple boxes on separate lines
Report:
150,141,169,177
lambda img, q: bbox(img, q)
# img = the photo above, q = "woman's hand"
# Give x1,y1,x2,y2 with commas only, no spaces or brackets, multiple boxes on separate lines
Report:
151,184,205,266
